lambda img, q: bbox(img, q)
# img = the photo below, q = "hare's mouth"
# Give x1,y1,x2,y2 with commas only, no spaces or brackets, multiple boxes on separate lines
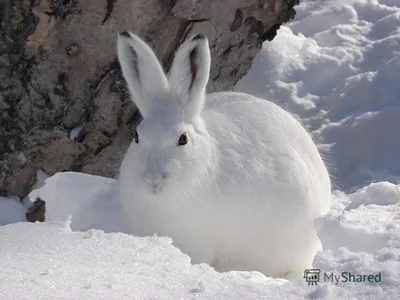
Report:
147,183,164,196
151,187,162,195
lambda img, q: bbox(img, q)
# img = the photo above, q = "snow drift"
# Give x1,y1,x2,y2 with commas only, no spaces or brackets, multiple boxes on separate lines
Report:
1,172,399,299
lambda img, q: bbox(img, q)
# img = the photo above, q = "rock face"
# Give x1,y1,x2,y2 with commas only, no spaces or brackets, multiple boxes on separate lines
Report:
0,0,299,197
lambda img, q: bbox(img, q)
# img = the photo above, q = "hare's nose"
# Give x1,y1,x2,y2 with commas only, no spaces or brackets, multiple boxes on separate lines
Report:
144,172,166,190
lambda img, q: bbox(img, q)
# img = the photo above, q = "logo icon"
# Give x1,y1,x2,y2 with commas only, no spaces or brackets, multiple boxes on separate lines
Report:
304,269,321,286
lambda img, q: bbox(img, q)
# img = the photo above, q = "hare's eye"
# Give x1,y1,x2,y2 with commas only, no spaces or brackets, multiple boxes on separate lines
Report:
134,131,139,144
178,133,187,146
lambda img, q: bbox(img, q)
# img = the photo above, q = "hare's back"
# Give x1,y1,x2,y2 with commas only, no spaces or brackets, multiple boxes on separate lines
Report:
203,91,312,153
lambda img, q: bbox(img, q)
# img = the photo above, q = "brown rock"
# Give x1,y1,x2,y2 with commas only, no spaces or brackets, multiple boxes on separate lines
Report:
0,0,300,197
26,197,46,223
26,0,55,50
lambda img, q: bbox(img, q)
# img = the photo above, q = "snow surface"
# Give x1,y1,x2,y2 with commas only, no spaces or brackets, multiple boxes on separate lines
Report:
1,0,400,299
1,173,399,299
0,196,27,226
236,0,400,192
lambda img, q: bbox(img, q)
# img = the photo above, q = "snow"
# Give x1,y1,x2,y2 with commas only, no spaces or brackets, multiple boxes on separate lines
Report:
0,196,27,226
1,174,399,299
315,183,400,253
1,0,400,299
0,221,287,300
28,172,128,233
235,0,400,192
69,122,84,141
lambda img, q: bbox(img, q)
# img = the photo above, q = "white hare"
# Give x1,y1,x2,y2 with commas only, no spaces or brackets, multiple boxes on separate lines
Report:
117,31,331,278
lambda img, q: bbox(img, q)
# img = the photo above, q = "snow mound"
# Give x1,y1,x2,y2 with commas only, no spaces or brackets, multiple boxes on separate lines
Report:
315,181,400,253
0,221,284,300
1,172,399,299
236,0,400,191
28,172,128,233
0,196,27,226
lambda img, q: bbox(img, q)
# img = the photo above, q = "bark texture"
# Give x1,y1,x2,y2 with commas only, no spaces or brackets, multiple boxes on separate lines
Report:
0,0,299,197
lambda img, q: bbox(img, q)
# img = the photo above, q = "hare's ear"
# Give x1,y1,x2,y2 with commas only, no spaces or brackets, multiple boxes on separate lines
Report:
168,34,211,119
117,31,168,118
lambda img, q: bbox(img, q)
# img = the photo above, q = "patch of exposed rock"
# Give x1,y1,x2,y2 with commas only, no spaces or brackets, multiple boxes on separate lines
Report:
0,0,299,199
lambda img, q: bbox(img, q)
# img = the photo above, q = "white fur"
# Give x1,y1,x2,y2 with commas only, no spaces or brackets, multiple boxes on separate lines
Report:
117,31,332,278
117,31,168,117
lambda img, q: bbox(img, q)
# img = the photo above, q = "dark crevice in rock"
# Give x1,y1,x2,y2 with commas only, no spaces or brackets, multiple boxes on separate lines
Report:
168,0,179,11
212,67,221,81
101,129,117,139
188,18,210,22
244,16,264,39
47,0,79,19
230,67,239,77
102,0,116,24
262,23,282,41
230,8,243,32
1,94,23,152
0,0,37,67
221,45,234,60
14,53,36,88
53,72,69,101
93,139,113,156
43,93,55,110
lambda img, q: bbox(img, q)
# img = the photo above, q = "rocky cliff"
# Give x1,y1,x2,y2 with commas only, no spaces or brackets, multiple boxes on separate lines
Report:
0,0,299,197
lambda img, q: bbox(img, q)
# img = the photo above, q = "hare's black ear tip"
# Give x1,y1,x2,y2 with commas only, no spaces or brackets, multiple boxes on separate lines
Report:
192,34,206,41
119,31,131,39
